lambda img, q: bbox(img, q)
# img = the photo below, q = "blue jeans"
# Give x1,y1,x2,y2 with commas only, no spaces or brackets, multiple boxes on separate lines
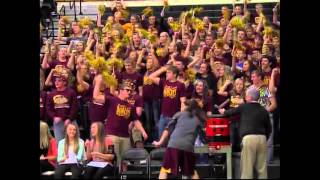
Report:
267,113,274,163
158,115,172,139
53,119,79,144
143,99,160,140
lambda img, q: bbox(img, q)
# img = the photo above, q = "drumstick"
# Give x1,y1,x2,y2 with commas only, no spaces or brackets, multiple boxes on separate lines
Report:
218,99,230,109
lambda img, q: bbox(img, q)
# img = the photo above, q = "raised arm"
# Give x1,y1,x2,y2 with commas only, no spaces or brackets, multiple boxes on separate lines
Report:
269,68,279,94
67,51,76,70
93,74,106,104
41,52,50,69
183,39,191,58
45,69,55,87
192,29,199,46
76,68,90,91
148,66,168,85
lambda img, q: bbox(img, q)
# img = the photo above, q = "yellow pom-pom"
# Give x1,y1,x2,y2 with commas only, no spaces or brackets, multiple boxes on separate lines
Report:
192,7,203,15
185,68,196,82
102,71,118,88
142,7,153,17
97,5,106,15
106,57,124,71
121,10,130,19
79,17,92,28
191,17,204,31
230,16,245,29
168,21,181,32
263,26,273,36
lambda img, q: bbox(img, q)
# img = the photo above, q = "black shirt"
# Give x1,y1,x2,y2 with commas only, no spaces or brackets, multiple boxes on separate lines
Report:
224,102,271,139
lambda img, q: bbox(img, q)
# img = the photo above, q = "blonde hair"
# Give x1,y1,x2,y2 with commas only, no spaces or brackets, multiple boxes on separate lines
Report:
40,121,53,149
217,65,234,90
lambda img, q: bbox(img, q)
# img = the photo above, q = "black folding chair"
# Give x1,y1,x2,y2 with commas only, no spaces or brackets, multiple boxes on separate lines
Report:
120,148,149,179
149,148,166,179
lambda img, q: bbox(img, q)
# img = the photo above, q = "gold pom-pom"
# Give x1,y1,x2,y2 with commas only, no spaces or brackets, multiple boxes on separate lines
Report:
168,21,181,32
136,28,156,43
97,5,106,15
121,10,130,19
84,50,95,62
102,71,118,88
106,57,124,71
263,26,273,36
211,23,220,30
185,68,196,82
192,7,203,15
142,7,153,17
79,16,92,28
102,22,112,33
230,16,245,29
191,17,204,31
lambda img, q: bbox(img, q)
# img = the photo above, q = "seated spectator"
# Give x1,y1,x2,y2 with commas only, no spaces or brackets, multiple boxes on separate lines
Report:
83,122,115,179
40,121,57,174
55,122,85,179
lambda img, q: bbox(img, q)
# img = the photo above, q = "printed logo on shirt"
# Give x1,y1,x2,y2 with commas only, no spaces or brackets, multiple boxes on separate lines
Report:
53,95,70,109
163,85,177,99
143,76,153,85
115,104,131,119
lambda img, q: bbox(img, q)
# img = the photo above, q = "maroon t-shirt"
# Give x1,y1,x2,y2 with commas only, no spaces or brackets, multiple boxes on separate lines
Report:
126,94,143,108
49,59,68,70
88,86,109,123
118,72,143,93
159,79,186,117
104,96,138,137
192,94,212,113
46,87,78,121
40,90,47,120
143,72,161,101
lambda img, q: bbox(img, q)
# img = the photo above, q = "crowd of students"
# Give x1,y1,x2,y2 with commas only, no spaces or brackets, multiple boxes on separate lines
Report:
40,0,280,178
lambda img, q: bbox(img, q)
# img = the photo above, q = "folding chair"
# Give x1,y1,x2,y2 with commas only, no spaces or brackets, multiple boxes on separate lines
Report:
149,148,166,179
120,148,149,179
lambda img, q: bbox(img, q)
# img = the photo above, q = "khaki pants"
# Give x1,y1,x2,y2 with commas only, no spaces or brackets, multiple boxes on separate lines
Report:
131,127,142,145
107,135,131,166
240,135,267,179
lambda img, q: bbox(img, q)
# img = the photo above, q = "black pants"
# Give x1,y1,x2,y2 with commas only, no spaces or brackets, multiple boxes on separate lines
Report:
83,165,114,179
40,160,55,174
54,164,82,179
